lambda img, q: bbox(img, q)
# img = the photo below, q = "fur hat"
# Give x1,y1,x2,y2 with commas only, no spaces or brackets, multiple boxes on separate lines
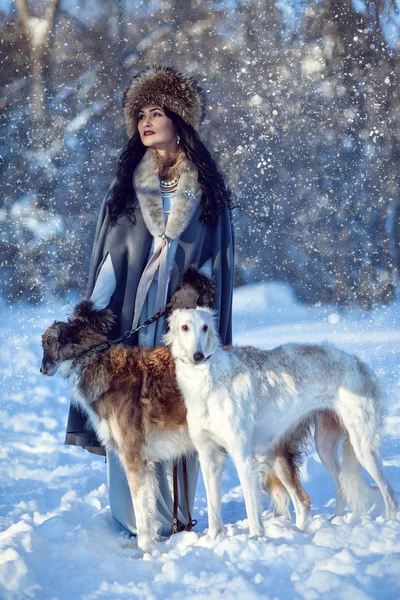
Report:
123,66,206,137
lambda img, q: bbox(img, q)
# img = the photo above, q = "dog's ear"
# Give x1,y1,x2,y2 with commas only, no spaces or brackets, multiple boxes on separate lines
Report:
202,311,219,356
163,309,182,347
51,321,69,345
72,300,116,334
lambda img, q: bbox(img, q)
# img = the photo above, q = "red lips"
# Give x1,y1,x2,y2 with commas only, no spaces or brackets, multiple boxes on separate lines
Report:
144,131,155,136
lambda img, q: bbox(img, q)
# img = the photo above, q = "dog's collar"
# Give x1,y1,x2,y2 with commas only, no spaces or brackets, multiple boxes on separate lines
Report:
71,341,112,369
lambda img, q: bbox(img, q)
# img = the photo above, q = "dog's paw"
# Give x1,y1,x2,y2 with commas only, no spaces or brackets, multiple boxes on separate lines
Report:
207,526,223,540
137,534,153,553
248,527,265,539
294,514,311,531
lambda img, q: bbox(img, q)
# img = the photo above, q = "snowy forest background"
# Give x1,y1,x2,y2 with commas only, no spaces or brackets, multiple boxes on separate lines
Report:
1,0,400,307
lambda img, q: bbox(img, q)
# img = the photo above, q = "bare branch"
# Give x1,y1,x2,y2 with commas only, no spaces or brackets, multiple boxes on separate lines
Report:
14,0,31,32
44,0,61,25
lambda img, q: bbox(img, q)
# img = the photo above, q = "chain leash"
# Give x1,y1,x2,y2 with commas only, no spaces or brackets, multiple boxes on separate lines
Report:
73,309,166,366
108,309,165,346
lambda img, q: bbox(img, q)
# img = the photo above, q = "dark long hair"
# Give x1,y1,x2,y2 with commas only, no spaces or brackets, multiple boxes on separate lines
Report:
107,108,233,227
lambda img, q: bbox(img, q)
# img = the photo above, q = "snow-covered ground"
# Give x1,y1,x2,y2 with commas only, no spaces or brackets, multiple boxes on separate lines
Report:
1,282,399,600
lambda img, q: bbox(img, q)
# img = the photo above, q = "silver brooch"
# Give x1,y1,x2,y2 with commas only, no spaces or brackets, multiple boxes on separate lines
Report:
183,189,197,202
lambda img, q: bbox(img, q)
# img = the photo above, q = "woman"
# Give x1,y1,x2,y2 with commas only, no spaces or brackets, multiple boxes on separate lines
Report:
65,66,235,538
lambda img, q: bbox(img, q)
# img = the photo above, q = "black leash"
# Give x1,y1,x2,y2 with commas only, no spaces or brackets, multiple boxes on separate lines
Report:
106,309,166,346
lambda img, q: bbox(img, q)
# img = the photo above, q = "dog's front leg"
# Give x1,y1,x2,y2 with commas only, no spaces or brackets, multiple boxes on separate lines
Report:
197,442,226,539
231,447,264,538
123,457,157,552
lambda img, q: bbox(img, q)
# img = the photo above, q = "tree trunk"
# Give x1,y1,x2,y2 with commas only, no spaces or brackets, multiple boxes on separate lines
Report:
14,0,61,147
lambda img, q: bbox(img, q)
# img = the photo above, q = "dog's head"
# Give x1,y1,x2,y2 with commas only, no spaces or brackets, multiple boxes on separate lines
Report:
40,300,115,376
164,307,219,364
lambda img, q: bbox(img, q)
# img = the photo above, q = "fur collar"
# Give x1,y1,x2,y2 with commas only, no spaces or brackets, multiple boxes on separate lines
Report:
133,149,202,240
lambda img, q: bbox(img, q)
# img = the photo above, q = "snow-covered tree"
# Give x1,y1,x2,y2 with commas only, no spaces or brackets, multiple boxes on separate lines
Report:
1,0,399,305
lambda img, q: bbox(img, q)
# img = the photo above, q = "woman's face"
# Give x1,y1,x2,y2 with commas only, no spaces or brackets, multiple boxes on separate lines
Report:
137,105,177,154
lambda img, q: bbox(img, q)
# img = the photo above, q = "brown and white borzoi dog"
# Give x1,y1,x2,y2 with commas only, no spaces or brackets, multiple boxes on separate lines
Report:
165,307,398,539
40,301,195,552
40,301,314,550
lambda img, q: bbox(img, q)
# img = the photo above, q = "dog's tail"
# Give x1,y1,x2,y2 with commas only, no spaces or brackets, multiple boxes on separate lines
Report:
336,358,385,517
339,433,381,517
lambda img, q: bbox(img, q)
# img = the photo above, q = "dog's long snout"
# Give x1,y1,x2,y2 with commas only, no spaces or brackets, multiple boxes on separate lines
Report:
40,363,48,375
40,359,52,375
193,351,204,363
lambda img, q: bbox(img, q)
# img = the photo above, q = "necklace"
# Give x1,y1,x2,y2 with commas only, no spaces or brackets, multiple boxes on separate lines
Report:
159,176,179,189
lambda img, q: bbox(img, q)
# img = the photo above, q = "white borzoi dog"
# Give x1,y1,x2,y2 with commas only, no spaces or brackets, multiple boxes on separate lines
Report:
41,300,313,550
165,308,398,538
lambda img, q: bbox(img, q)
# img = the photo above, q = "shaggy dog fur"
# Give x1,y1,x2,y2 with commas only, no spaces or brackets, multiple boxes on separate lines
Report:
165,308,398,539
41,302,313,550
165,265,215,314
